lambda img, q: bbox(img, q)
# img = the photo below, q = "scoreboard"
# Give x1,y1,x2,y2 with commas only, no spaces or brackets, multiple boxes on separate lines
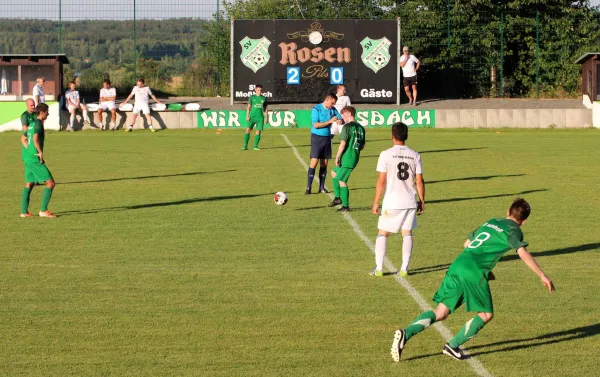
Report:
231,19,399,103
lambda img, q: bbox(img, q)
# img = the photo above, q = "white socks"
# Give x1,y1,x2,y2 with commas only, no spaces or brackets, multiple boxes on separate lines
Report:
401,235,413,272
375,235,387,272
69,114,75,128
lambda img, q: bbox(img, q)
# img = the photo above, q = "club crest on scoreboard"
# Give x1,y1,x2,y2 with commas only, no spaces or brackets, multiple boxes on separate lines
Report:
360,37,392,73
240,36,271,72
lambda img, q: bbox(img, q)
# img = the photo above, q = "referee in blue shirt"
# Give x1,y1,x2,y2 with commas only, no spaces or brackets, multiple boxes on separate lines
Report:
306,93,342,195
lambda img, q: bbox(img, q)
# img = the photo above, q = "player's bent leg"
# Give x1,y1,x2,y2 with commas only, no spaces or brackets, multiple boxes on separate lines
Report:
97,109,104,129
391,308,439,362
412,85,418,105
306,158,319,194
21,182,35,217
404,85,413,104
242,127,252,149
444,311,490,361
39,179,56,218
253,130,261,150
399,229,414,276
338,180,350,212
126,113,137,132
371,230,390,276
318,159,329,193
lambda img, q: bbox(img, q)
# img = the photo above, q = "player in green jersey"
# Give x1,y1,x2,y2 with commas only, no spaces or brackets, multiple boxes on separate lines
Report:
328,106,365,212
21,103,56,218
242,84,268,151
390,198,554,362
20,99,37,146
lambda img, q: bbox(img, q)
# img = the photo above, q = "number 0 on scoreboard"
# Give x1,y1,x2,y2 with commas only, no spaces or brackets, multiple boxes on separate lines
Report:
330,67,344,85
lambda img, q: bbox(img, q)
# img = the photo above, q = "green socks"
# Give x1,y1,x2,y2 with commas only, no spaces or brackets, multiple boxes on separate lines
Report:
449,315,486,348
340,186,349,207
41,187,53,212
332,177,341,197
405,310,437,341
254,134,261,148
243,133,250,147
21,187,33,214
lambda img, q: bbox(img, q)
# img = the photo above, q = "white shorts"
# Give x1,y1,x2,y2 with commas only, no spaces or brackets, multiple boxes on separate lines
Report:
377,208,417,233
67,104,81,112
133,103,150,115
99,102,116,111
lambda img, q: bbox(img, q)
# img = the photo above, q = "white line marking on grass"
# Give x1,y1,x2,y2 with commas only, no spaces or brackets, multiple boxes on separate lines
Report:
281,133,493,377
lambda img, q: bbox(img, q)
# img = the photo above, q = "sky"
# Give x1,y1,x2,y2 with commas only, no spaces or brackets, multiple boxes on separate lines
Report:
0,0,597,20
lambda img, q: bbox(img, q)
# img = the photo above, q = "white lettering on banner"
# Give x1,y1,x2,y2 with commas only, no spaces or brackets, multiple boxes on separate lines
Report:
284,111,295,127
371,111,385,126
235,91,273,98
228,111,240,127
200,112,218,127
401,111,415,126
417,110,431,125
356,111,369,127
269,112,282,127
388,111,401,125
218,112,227,127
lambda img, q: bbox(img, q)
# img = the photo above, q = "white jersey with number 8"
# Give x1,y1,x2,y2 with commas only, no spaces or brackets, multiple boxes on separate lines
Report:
376,145,423,210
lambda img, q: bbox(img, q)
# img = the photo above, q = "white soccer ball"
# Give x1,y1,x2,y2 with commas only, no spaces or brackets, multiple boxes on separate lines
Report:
374,54,387,66
274,192,288,206
253,53,266,66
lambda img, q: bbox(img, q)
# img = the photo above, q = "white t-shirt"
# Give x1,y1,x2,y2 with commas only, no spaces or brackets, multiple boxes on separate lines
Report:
400,55,419,78
130,86,152,105
100,88,116,104
334,95,351,113
65,89,80,106
33,84,45,103
376,145,423,210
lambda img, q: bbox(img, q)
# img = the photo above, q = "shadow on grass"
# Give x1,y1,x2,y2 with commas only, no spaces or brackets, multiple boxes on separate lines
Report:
409,263,452,275
429,174,525,185
501,242,600,262
58,193,270,216
403,323,600,361
468,323,600,357
60,170,236,185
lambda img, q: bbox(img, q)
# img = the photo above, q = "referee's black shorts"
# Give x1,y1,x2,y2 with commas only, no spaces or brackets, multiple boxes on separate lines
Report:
310,133,332,160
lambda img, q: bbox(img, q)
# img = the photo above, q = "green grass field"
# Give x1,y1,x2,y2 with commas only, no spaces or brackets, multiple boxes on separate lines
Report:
0,128,598,377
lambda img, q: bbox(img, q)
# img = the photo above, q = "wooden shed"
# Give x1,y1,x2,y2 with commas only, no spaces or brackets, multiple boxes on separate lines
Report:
576,52,600,103
0,54,69,101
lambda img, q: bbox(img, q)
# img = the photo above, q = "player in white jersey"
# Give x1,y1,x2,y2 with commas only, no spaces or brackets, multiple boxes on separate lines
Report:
65,81,90,131
98,79,117,130
370,122,425,277
121,78,163,132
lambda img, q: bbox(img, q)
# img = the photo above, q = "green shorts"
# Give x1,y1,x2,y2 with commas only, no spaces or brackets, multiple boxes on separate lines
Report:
333,166,353,183
24,160,54,184
432,272,493,314
247,117,265,131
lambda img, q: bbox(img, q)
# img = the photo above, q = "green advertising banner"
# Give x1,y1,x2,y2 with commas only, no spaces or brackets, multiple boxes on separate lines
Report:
197,109,435,129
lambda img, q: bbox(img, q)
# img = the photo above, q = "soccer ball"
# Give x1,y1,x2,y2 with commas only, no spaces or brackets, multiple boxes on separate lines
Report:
253,53,266,66
274,192,288,206
374,54,387,66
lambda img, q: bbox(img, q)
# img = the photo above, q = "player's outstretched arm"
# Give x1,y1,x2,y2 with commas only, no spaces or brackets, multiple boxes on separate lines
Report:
150,94,162,104
517,247,555,293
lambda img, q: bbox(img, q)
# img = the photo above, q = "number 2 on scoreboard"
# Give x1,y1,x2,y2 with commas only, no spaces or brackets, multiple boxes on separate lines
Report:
287,67,300,85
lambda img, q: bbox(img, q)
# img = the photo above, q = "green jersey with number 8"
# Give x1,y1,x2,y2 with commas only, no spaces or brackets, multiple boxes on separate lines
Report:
339,121,365,168
448,218,528,282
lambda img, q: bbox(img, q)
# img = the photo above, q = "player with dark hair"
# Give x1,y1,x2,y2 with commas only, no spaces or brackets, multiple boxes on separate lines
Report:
371,122,425,277
20,103,57,218
306,92,342,195
98,79,117,131
390,198,555,362
242,84,268,150
328,106,365,212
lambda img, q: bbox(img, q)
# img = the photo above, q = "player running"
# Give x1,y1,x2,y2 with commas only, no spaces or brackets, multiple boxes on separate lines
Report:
121,78,163,132
20,103,57,218
97,79,117,131
65,80,90,131
390,198,555,362
328,106,365,212
370,122,425,277
242,84,268,150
